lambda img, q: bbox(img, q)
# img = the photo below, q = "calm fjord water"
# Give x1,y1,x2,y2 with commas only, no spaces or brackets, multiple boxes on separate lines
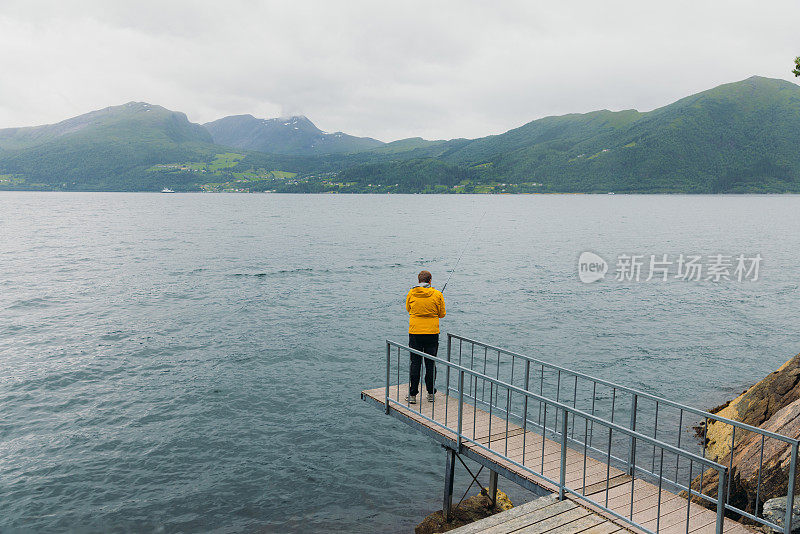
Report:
2,192,799,533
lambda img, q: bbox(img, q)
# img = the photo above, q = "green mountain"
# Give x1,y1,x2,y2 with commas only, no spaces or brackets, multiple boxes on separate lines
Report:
1,76,799,193
203,114,383,155
488,75,800,193
340,76,800,193
0,102,217,190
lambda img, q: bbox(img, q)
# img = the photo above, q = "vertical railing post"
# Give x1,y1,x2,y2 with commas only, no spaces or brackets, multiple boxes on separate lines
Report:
522,360,531,432
785,441,798,534
559,406,568,500
716,465,727,534
457,369,465,452
446,334,452,396
385,341,391,414
628,394,638,475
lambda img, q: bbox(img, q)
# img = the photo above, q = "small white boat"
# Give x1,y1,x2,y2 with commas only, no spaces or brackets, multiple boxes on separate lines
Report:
161,188,175,193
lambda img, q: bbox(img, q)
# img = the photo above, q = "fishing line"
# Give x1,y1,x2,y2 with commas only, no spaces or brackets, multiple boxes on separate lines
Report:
380,208,486,312
441,209,487,293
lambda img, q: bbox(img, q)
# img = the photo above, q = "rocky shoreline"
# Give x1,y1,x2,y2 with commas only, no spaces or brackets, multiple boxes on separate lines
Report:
689,353,800,529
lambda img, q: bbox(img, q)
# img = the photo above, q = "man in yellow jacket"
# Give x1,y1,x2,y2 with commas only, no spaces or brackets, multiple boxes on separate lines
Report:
405,270,446,404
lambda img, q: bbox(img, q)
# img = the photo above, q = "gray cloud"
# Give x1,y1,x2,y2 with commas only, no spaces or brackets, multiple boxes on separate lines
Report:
0,0,798,141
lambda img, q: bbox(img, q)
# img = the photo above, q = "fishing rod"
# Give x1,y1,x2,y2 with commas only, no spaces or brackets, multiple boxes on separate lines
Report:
441,210,486,293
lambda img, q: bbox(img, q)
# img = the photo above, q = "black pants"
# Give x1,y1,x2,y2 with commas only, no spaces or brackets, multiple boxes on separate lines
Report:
409,333,438,396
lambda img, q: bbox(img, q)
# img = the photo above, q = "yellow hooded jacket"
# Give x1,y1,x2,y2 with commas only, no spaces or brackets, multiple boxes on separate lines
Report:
406,285,446,334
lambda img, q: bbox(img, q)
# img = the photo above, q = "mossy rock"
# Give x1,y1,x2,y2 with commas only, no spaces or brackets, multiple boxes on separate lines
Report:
687,353,800,519
702,354,800,463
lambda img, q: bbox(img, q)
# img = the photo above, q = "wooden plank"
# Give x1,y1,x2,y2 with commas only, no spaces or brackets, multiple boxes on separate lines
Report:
504,434,563,467
581,474,632,497
540,457,586,484
468,421,617,500
568,466,629,497
703,518,755,534
567,467,614,493
602,477,660,505
722,522,757,534
467,443,573,496
542,513,606,534
493,430,615,488
476,500,580,534
541,450,600,482
659,509,717,534
502,430,560,459
509,506,591,534
477,427,527,446
473,415,525,444
447,494,558,534
575,521,626,534
640,500,714,534
626,490,685,526
377,389,541,456
599,481,662,517
416,398,509,442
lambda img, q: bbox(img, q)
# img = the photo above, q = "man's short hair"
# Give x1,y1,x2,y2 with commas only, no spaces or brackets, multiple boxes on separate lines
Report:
418,270,432,283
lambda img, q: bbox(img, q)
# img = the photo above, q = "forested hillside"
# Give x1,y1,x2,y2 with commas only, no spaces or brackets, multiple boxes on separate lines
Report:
0,102,217,190
1,76,799,193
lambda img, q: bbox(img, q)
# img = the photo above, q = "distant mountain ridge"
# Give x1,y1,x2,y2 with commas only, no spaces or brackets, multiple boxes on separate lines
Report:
0,102,217,190
1,76,799,193
203,114,383,155
0,102,212,151
336,76,800,193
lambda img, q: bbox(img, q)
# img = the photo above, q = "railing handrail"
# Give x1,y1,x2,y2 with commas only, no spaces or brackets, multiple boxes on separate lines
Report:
447,333,800,445
387,339,726,472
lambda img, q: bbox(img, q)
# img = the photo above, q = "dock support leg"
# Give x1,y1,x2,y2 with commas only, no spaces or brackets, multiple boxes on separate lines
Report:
443,447,456,520
488,470,498,508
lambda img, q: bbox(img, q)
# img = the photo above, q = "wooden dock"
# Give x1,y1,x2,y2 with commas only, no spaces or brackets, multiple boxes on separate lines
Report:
361,384,756,534
449,494,627,534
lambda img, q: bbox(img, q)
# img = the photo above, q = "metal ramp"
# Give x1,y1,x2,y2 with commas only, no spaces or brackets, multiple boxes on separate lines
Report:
361,334,799,533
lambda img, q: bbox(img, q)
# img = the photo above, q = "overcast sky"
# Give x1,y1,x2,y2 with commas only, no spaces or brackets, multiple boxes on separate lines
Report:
0,0,798,141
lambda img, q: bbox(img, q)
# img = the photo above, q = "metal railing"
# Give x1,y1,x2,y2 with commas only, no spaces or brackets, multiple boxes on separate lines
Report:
444,334,800,533
381,334,800,533
384,338,730,534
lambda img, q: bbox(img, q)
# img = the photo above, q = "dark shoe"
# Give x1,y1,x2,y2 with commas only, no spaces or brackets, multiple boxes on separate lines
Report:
406,395,416,404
